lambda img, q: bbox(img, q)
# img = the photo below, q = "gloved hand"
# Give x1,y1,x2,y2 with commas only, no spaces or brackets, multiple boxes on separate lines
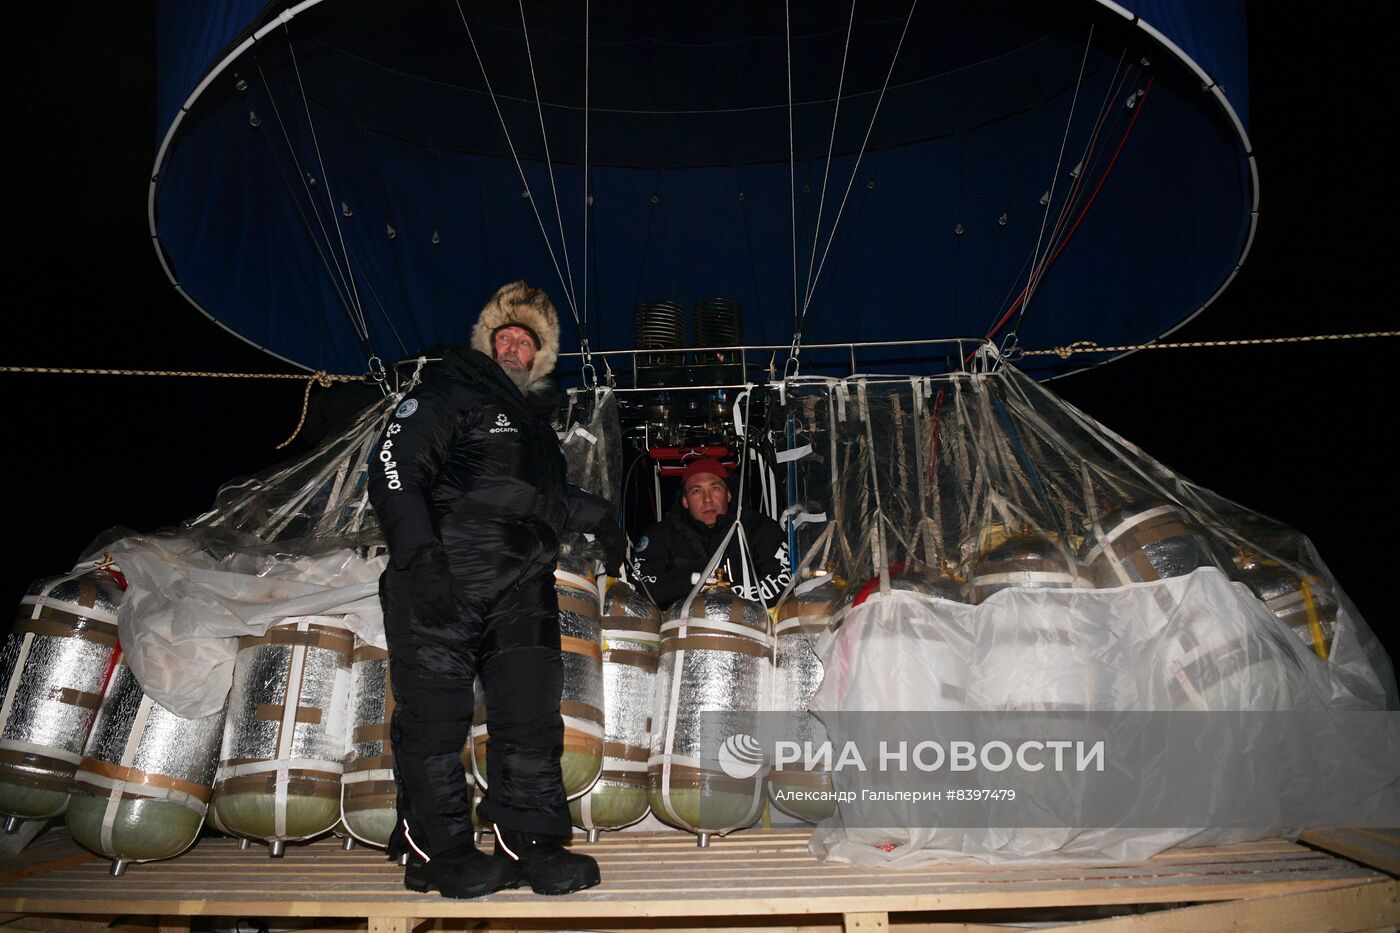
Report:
384,543,459,628
594,523,628,578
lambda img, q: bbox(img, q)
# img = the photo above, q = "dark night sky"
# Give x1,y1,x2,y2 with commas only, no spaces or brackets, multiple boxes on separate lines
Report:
5,5,1396,661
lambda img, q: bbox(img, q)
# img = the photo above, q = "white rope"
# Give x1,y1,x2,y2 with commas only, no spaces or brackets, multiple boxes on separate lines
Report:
583,0,591,334
800,0,919,321
517,0,580,320
1014,23,1095,334
253,61,361,336
785,0,799,335
282,23,370,342
804,0,858,310
452,0,583,329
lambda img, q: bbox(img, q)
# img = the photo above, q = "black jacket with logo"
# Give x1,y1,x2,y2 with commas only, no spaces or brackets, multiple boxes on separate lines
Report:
367,346,613,568
631,501,791,610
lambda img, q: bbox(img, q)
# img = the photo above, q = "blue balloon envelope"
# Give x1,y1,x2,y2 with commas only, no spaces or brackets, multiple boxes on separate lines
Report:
152,0,1252,380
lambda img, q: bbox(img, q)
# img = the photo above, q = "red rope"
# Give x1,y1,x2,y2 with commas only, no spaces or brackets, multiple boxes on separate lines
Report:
986,75,1157,342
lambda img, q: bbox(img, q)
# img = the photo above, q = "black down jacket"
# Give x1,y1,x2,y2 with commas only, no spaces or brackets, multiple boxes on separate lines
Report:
631,502,791,610
368,346,614,566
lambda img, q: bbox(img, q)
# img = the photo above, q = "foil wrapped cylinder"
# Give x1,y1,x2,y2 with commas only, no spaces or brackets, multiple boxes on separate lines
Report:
211,616,353,848
649,579,770,836
66,659,225,865
970,532,1092,604
837,563,968,621
571,579,660,833
1152,605,1293,710
1235,557,1338,662
473,562,605,801
768,576,841,823
0,568,125,821
1081,502,1220,587
341,640,395,847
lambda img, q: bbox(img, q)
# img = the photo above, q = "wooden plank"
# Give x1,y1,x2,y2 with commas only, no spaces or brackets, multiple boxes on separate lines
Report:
1067,879,1400,932
841,913,887,932
367,919,416,933
0,833,1387,922
1301,828,1400,876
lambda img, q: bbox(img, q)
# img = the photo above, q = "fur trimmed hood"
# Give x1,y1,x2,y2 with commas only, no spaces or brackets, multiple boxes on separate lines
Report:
470,281,561,387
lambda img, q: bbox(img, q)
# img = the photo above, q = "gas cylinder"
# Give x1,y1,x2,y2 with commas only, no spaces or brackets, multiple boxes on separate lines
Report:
649,571,770,843
768,571,841,823
0,567,125,825
340,639,395,847
571,578,661,836
66,659,225,874
210,615,353,855
1081,501,1219,587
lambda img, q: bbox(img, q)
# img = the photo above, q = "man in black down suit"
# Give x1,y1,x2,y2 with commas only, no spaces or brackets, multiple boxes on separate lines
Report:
631,458,791,610
368,282,625,899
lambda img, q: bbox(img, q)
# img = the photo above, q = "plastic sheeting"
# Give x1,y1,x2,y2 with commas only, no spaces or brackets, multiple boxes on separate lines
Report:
774,363,1396,864
84,386,625,721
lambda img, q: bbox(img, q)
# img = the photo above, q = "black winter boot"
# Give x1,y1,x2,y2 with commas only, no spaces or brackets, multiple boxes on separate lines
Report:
404,842,521,899
493,827,600,895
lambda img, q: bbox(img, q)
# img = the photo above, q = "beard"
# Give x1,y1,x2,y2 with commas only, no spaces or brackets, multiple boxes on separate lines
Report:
498,357,532,388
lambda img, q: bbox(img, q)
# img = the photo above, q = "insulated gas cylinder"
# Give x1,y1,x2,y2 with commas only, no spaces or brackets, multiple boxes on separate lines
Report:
211,616,353,854
649,573,770,839
66,659,225,871
1235,554,1338,662
571,578,660,834
473,559,605,800
970,530,1091,603
1081,502,1219,587
768,573,840,823
970,534,1105,710
0,568,125,823
341,640,395,847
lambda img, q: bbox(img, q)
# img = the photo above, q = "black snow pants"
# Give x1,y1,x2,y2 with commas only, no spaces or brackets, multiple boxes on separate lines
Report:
380,519,571,857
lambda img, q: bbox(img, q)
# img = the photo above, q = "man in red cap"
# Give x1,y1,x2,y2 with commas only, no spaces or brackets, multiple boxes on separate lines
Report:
631,457,791,609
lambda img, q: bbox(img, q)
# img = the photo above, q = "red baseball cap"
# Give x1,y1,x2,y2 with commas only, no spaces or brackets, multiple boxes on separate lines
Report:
681,458,730,488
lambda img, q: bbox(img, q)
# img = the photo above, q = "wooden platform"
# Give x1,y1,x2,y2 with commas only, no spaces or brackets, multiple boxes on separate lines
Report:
1,829,1397,932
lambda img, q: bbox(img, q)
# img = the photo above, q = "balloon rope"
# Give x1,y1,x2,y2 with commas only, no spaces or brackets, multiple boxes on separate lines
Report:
1015,24,1095,340
452,1,583,330
252,62,360,342
799,0,919,322
281,23,371,345
803,0,858,312
517,0,580,321
583,0,591,335
785,0,799,337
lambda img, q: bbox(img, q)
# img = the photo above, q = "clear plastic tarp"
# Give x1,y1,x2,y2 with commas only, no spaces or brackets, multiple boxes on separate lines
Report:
84,386,622,720
773,362,1396,865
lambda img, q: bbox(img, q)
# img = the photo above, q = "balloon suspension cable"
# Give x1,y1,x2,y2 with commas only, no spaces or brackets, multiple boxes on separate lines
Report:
252,58,365,347
803,0,858,310
1010,22,1095,350
799,0,919,325
987,72,1155,348
517,0,580,319
280,19,373,351
453,0,582,329
1012,46,1128,345
785,0,799,336
583,0,592,338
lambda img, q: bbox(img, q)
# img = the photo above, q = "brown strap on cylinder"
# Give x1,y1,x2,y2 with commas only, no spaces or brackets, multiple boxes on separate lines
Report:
560,699,604,723
13,612,118,646
560,634,602,661
557,594,599,619
602,647,657,671
77,758,213,803
661,633,768,659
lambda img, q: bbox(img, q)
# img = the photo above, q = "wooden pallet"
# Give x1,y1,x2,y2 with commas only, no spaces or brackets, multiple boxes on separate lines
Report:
1,829,1397,932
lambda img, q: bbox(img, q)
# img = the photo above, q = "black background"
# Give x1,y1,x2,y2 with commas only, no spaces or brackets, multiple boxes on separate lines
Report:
5,5,1395,664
